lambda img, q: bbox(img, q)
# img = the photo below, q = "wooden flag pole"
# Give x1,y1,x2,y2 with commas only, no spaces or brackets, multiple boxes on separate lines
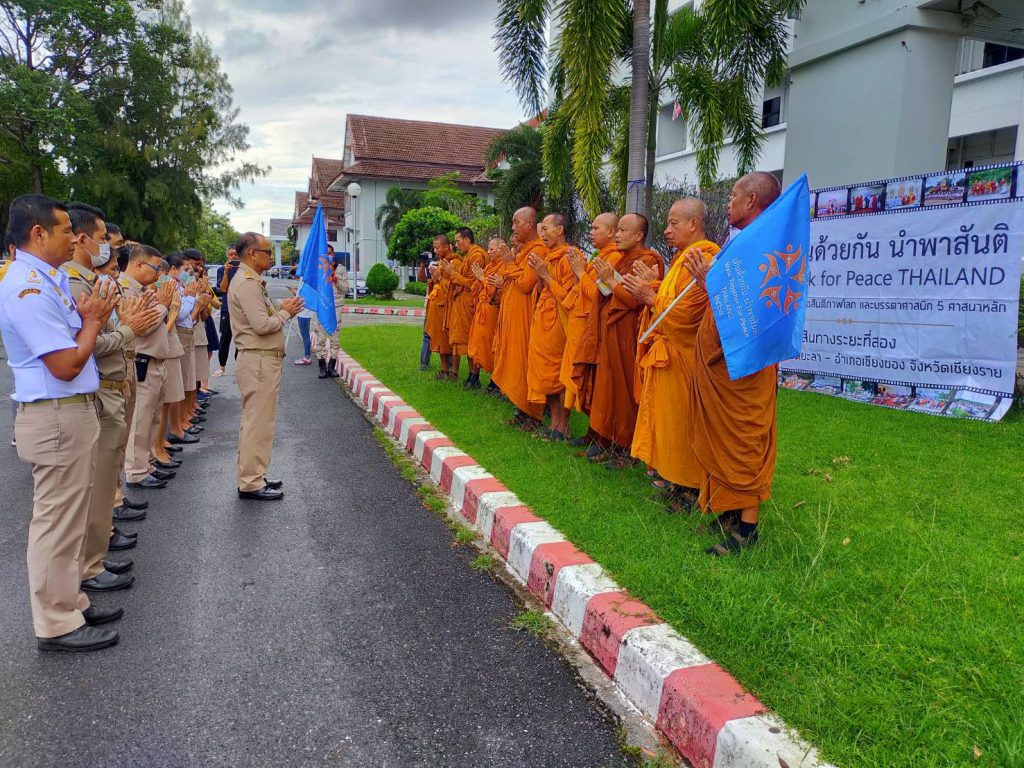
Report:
637,256,718,346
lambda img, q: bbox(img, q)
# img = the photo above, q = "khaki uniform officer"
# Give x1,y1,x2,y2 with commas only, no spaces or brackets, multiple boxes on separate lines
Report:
0,194,120,652
228,233,304,500
122,248,177,489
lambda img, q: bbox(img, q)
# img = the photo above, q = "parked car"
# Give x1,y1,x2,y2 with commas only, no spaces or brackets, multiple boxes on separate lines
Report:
267,265,292,279
345,279,368,298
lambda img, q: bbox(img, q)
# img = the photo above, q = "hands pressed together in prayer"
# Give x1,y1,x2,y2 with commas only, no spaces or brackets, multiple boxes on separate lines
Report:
621,260,658,307
154,280,177,308
470,263,486,282
682,245,711,285
118,292,163,335
566,247,587,280
280,296,305,317
527,252,550,283
496,241,515,263
76,278,119,329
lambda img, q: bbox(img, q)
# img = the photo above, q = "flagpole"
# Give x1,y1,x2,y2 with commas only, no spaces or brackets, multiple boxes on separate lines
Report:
637,256,718,345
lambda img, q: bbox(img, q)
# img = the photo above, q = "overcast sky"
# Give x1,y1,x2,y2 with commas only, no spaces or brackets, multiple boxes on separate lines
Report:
183,0,527,235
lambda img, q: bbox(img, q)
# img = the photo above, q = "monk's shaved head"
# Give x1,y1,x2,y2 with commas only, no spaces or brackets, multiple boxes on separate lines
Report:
729,172,782,230
590,212,618,250
512,206,539,243
541,213,567,248
514,207,537,226
665,197,708,251
670,197,707,223
544,212,566,230
615,213,648,252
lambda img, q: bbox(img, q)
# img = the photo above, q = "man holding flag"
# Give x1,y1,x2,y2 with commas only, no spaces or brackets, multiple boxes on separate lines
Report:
296,207,342,379
685,172,809,555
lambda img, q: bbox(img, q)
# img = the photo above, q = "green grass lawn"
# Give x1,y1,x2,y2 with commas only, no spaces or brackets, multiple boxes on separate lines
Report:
340,323,1024,768
348,296,425,308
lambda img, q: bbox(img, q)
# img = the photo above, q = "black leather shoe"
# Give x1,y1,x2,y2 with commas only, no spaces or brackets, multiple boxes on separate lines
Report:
112,505,146,522
83,604,124,626
127,475,167,490
168,434,199,445
150,468,176,481
237,487,284,501
165,445,183,453
185,426,203,435
103,559,134,575
263,478,284,490
122,497,149,511
38,625,118,652
81,570,135,592
108,532,137,551
113,525,137,540
152,459,182,470
190,417,206,424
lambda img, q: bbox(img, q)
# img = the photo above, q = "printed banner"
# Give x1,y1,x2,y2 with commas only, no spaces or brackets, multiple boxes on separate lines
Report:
781,162,1024,421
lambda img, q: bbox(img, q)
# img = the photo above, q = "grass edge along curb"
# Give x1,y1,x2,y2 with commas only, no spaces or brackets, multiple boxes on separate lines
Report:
335,350,836,768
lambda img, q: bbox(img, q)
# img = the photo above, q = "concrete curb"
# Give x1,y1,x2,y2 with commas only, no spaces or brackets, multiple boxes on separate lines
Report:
337,350,836,768
341,306,425,317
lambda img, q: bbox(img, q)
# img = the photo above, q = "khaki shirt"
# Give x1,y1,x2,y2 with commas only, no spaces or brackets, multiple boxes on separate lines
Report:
228,262,290,353
64,262,135,382
119,274,171,360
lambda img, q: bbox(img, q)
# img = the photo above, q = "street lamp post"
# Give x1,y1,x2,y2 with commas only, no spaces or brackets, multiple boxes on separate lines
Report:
347,182,361,298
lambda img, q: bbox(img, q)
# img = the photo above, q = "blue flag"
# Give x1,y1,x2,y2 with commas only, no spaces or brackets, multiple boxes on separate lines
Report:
297,205,338,335
706,174,810,380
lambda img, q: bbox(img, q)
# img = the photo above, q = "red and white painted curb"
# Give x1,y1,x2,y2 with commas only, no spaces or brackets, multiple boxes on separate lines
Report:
341,305,425,318
336,350,836,768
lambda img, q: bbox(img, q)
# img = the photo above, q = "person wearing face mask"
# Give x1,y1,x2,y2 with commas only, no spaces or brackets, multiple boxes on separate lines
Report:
63,203,163,593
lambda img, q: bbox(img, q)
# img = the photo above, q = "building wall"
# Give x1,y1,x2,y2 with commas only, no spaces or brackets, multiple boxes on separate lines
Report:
294,223,344,259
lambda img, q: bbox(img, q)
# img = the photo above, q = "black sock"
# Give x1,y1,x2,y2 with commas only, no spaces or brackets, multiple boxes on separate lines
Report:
738,520,758,539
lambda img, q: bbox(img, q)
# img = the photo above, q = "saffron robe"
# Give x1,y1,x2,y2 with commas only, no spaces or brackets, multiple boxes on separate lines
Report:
425,260,453,355
575,248,664,448
468,257,503,372
631,240,720,487
446,244,487,355
491,238,546,418
525,243,574,405
689,308,779,512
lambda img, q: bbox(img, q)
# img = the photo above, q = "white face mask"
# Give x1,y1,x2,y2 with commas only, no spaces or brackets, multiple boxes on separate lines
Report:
85,234,112,268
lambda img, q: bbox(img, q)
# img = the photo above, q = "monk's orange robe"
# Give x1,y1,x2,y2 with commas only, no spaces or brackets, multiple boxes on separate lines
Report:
631,241,720,488
689,309,779,512
468,258,502,372
491,239,546,418
575,248,664,448
446,245,487,355
425,263,452,355
525,243,574,405
560,244,621,413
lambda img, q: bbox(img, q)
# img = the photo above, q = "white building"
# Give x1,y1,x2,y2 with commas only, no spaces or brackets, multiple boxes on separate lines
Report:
654,0,1024,189
292,157,347,257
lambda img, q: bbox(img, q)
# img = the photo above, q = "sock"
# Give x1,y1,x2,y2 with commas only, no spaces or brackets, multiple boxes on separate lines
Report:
738,520,758,539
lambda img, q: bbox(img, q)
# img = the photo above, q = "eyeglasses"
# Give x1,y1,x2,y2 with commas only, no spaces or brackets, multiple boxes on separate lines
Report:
252,248,273,256
140,261,162,273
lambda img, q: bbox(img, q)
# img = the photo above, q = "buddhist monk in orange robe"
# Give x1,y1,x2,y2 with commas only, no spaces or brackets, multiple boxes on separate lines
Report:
573,214,664,464
425,234,456,378
686,172,783,555
524,213,576,439
624,198,720,502
444,227,488,385
492,208,545,425
560,213,619,414
467,237,505,383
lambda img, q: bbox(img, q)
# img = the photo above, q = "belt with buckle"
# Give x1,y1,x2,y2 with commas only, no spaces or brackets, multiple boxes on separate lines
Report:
99,379,130,393
241,349,286,359
23,393,96,408
177,327,195,335
124,351,137,360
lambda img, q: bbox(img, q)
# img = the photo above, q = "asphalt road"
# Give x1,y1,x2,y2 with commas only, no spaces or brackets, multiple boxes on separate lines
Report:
0,317,628,767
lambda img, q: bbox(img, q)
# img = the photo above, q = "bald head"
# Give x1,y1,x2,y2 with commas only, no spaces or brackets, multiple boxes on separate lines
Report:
665,197,708,251
590,212,619,250
433,233,453,258
541,213,566,248
512,206,538,243
615,213,648,253
729,172,782,229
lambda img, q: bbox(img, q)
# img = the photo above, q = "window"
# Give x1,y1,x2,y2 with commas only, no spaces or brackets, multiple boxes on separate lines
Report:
982,43,1024,69
656,103,686,156
326,229,338,242
762,97,782,129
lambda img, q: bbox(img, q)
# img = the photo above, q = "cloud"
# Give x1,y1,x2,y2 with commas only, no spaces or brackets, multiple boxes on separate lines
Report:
185,0,525,232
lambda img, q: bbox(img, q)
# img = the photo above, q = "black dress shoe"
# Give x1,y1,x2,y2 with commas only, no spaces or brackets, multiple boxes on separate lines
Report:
122,497,149,511
127,475,167,489
103,558,134,575
113,505,146,522
190,417,206,424
185,426,203,435
152,459,182,470
168,434,199,445
38,625,118,652
263,478,284,490
83,604,124,626
150,468,176,481
81,570,135,592
165,445,183,453
108,532,137,551
113,525,137,540
237,487,284,501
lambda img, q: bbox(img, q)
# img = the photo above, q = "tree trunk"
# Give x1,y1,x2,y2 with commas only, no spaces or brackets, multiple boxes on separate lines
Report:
626,0,651,215
644,81,660,218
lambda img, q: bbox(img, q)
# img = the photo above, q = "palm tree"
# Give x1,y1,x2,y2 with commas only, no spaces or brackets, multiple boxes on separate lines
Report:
484,124,544,225
375,187,424,246
495,0,804,217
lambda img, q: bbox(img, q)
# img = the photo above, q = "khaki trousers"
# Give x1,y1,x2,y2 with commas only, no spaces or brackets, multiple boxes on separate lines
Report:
15,399,97,638
235,352,283,492
112,370,137,508
125,360,167,483
83,387,128,580
311,319,339,363
179,331,196,392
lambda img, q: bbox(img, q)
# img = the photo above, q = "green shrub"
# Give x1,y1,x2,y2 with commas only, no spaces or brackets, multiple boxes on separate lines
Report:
366,263,400,299
404,280,428,296
388,206,463,266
